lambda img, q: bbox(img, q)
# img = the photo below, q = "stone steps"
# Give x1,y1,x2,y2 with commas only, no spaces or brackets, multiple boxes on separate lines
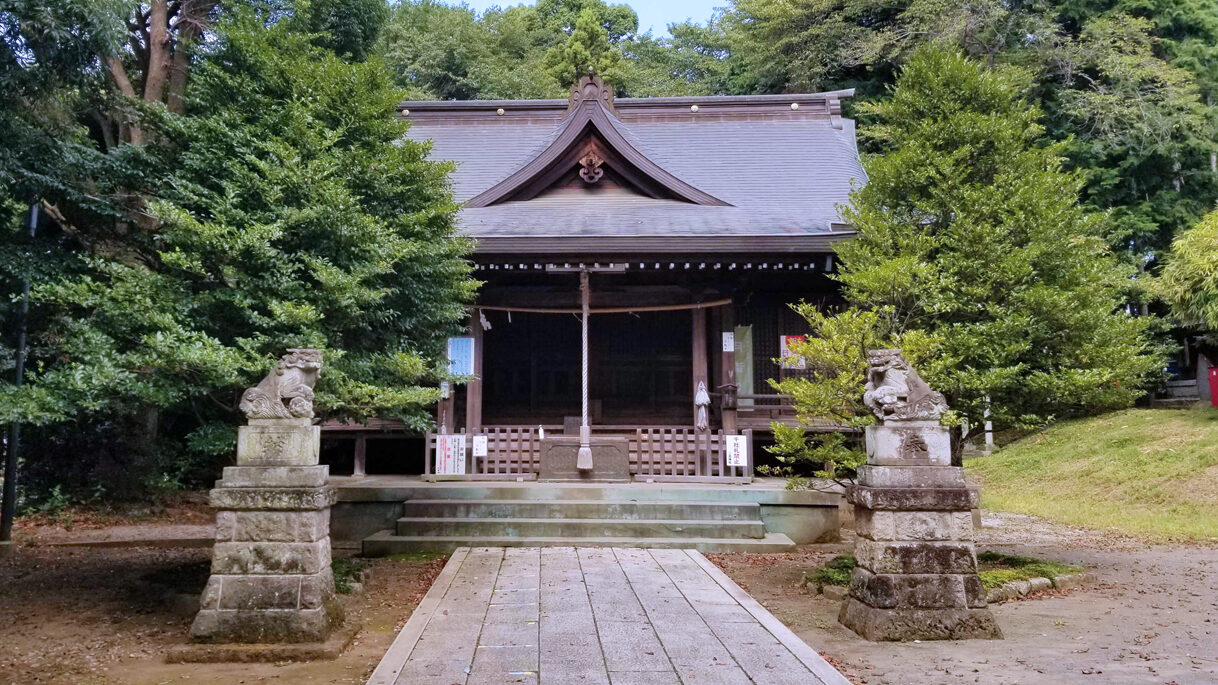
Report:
400,498,761,521
362,530,797,555
394,516,766,539
357,485,804,555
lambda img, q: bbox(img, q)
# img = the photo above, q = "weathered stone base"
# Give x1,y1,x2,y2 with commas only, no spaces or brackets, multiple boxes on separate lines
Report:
841,481,1001,641
192,602,343,643
168,623,359,663
838,597,1003,641
192,465,342,644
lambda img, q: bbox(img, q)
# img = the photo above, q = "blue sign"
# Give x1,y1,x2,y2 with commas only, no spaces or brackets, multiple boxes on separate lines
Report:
447,337,475,377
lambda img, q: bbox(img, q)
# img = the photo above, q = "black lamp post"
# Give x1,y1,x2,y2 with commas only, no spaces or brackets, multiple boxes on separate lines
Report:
0,202,36,543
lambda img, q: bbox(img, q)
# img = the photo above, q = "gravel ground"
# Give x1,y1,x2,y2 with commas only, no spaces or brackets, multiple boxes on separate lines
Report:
712,512,1218,685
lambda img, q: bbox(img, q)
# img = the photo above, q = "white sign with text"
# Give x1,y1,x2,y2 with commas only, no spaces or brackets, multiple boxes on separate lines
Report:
725,435,748,467
472,435,488,458
435,434,467,475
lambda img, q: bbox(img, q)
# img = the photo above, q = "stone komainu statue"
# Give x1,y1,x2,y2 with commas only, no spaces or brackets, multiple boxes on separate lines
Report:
239,348,323,420
862,348,949,421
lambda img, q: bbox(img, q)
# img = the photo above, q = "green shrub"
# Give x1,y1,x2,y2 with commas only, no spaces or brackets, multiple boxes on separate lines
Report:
332,557,367,594
976,551,1083,590
810,554,855,588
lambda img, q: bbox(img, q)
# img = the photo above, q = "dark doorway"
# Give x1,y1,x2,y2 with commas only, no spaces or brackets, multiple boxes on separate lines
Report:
482,310,692,425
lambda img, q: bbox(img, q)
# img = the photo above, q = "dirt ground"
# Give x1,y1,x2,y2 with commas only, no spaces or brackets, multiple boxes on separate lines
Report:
3,509,1217,685
712,512,1218,685
0,543,445,684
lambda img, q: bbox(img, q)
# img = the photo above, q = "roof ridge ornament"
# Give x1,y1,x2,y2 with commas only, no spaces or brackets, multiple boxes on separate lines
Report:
569,73,615,116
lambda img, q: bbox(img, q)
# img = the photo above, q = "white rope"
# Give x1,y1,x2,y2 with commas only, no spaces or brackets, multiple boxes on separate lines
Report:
580,269,590,428
475,298,732,315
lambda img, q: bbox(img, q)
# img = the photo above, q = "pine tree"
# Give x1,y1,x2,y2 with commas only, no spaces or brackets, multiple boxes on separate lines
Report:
834,46,1160,426
544,8,625,87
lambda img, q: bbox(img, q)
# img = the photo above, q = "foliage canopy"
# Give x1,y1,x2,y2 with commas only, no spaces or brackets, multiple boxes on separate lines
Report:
1,1,472,503
771,48,1161,481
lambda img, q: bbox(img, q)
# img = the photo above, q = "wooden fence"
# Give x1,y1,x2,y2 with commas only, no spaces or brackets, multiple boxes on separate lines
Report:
423,426,753,483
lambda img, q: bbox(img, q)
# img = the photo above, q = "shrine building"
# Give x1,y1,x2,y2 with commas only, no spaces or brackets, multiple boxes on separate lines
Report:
324,77,864,554
422,73,860,443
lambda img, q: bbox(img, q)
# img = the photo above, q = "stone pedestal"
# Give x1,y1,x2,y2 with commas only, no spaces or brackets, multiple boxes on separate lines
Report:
192,416,342,643
539,436,630,482
840,422,1001,641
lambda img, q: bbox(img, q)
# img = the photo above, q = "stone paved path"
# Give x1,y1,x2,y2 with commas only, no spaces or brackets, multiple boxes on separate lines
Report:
368,546,848,685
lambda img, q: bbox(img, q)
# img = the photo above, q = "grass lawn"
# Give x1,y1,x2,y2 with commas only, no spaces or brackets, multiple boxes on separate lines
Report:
965,407,1218,541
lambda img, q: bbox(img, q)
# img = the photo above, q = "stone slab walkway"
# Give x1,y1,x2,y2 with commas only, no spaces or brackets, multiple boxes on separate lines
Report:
368,546,848,685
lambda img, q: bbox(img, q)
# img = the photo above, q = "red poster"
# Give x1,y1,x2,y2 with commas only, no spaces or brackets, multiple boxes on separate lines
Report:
780,335,806,369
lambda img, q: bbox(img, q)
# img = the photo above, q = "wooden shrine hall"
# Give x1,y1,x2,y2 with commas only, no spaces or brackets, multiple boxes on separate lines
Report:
328,76,866,482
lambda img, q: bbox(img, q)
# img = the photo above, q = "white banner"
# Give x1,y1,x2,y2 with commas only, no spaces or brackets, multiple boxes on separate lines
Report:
726,435,748,467
435,434,467,475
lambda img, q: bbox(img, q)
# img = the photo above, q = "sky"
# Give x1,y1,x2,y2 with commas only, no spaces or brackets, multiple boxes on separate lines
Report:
461,0,724,37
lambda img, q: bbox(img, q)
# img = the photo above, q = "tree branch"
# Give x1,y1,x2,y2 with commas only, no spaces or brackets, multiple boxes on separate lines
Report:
105,55,144,145
166,0,216,113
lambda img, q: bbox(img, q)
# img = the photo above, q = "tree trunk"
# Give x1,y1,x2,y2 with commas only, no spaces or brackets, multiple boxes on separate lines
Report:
143,0,171,104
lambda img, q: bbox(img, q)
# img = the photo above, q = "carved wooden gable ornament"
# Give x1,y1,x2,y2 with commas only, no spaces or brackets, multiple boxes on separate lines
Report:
464,75,729,207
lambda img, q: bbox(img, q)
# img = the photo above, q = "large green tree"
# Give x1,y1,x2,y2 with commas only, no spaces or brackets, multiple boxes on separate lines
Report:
787,47,1160,433
379,1,561,100
1159,210,1218,346
376,0,718,99
663,1,1218,277
1,2,473,502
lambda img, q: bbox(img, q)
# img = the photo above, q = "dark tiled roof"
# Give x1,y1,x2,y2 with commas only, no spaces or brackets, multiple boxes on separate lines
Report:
401,92,865,248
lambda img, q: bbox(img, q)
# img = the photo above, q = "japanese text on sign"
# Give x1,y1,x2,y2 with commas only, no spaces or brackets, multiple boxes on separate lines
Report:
435,434,466,475
726,435,748,467
447,337,474,376
780,335,806,370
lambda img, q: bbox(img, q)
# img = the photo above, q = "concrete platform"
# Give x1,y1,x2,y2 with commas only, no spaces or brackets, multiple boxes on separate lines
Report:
367,546,849,685
330,477,843,553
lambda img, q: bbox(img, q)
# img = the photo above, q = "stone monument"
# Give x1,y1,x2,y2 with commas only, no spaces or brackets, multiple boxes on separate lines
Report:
838,349,1002,641
191,348,342,643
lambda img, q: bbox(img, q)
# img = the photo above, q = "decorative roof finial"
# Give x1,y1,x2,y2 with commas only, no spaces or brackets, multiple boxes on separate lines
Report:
568,73,615,115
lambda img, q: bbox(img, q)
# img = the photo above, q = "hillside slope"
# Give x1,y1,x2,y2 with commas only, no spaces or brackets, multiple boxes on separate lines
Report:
965,408,1218,541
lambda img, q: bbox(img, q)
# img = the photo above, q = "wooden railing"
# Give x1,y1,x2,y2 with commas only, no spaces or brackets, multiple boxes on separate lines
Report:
423,425,753,483
630,428,753,483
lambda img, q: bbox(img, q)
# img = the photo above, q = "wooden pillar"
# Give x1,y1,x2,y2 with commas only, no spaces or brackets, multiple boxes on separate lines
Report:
353,434,366,477
466,312,483,433
720,301,738,433
691,307,708,428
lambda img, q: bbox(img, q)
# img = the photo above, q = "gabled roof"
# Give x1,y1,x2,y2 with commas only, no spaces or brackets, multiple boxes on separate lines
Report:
400,77,866,254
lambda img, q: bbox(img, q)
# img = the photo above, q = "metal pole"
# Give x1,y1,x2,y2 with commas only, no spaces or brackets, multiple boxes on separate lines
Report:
1,203,36,542
576,268,592,471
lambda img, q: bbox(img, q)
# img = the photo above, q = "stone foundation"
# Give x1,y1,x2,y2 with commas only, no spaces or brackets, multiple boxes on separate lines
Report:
839,599,1002,641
